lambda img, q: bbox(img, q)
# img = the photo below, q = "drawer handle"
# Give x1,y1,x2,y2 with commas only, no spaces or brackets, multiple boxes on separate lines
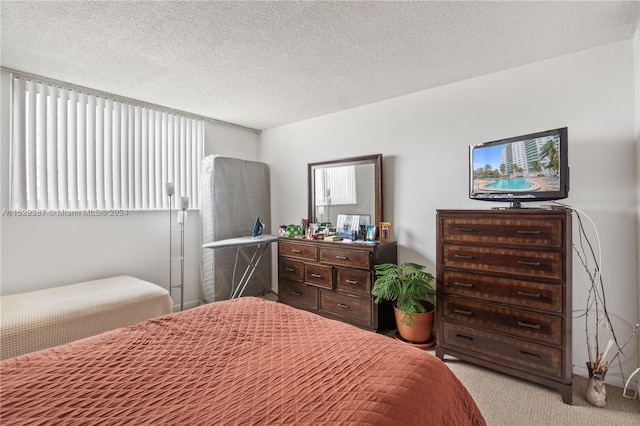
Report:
454,255,474,260
284,267,295,272
517,321,541,330
291,291,302,296
345,280,360,285
454,308,473,316
453,281,473,288
518,260,541,267
517,230,541,235
517,290,541,298
310,273,323,279
519,350,541,360
456,334,474,342
335,255,349,260
290,249,302,254
337,303,350,309
453,227,474,232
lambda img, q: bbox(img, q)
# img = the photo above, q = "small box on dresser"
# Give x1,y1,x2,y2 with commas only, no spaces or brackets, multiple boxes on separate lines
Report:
278,238,397,331
435,209,573,404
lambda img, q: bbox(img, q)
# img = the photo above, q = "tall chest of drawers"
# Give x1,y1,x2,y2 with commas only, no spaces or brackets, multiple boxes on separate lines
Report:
278,238,397,331
435,209,572,404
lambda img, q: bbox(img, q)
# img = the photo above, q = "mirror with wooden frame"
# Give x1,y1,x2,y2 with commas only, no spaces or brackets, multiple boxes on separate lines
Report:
308,154,382,233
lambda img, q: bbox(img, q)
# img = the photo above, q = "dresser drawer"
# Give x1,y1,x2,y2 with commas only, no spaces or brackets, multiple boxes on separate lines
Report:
279,240,317,261
442,322,562,378
441,271,562,313
442,245,563,281
278,280,319,310
279,258,304,282
336,268,371,296
441,296,562,345
320,290,372,328
319,247,370,269
440,217,563,247
304,263,334,289
278,239,396,331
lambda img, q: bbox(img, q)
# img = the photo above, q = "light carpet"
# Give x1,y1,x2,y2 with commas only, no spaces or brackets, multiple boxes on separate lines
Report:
442,356,640,425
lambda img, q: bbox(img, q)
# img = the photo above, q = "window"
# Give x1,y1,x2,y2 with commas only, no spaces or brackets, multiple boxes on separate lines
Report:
10,74,203,211
314,165,357,206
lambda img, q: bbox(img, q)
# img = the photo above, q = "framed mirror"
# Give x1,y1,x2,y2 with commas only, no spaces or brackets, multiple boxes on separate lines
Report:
308,154,382,232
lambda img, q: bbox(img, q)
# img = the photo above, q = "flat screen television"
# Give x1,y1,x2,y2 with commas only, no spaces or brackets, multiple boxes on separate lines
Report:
469,127,569,208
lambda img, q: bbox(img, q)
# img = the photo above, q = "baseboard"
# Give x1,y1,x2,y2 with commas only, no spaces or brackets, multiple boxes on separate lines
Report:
172,300,200,312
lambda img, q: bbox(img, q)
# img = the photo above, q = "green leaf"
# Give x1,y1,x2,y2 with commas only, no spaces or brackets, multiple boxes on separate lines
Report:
371,262,435,326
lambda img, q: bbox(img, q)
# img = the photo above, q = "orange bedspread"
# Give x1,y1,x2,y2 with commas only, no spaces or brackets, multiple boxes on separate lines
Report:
1,297,485,425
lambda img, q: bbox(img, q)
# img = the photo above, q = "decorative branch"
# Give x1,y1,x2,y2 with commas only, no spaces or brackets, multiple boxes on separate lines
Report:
573,210,636,375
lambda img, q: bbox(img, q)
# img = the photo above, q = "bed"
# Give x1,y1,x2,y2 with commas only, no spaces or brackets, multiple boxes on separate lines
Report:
0,297,485,425
0,275,173,360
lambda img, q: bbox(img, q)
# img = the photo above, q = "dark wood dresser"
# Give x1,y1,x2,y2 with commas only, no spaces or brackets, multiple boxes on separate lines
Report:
278,238,397,331
435,209,572,404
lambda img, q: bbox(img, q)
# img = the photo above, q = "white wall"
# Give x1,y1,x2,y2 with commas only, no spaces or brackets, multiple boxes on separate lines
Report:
0,70,261,311
260,39,639,387
634,27,640,397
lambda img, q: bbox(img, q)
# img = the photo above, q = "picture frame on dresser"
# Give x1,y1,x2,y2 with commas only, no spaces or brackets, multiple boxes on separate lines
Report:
336,214,360,238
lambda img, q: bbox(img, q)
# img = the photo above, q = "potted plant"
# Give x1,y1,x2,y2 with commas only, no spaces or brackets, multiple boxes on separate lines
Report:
371,262,436,344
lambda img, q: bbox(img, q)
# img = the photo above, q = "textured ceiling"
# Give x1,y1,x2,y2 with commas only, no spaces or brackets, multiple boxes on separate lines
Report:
2,1,639,131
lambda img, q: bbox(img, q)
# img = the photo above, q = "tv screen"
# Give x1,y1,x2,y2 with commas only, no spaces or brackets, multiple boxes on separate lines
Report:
469,127,568,207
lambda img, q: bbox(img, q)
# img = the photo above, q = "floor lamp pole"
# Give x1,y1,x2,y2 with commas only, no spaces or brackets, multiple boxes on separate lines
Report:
164,183,175,309
180,218,185,312
178,196,189,312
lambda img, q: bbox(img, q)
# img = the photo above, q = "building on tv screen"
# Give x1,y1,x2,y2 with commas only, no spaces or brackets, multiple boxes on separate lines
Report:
472,135,561,194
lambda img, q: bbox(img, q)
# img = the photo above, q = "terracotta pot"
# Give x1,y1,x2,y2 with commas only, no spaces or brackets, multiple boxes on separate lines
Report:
394,301,435,343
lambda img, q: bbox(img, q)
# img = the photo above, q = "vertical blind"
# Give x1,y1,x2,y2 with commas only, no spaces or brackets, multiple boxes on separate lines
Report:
314,165,357,206
10,75,204,211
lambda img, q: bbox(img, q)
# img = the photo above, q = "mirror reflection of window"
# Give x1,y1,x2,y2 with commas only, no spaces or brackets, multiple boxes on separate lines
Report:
315,166,357,206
